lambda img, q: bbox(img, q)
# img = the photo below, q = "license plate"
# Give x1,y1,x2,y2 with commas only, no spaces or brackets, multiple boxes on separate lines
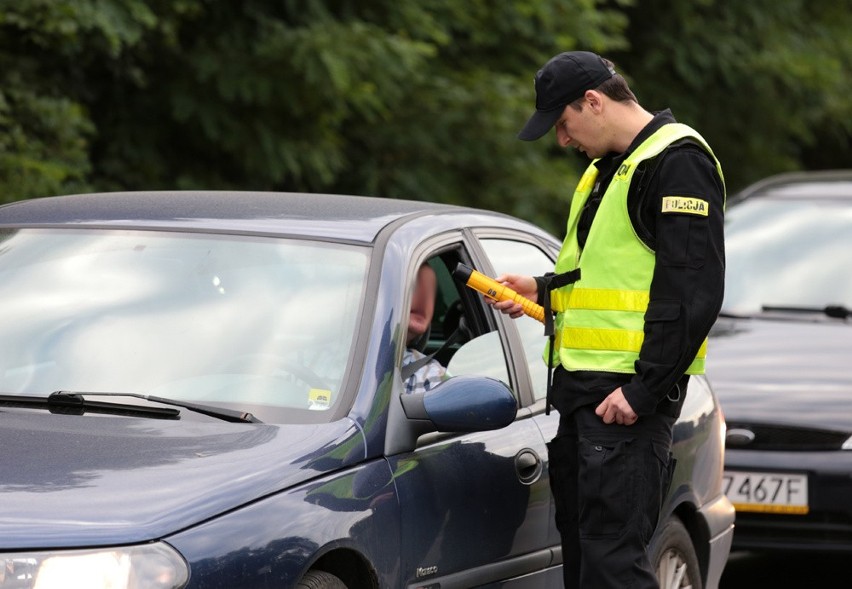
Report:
723,470,809,515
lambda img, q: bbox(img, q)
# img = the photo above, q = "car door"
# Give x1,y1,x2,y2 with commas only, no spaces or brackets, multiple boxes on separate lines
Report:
389,242,558,588
476,234,565,551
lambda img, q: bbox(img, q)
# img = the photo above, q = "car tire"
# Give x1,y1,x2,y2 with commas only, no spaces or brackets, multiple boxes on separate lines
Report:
296,570,348,589
651,515,703,589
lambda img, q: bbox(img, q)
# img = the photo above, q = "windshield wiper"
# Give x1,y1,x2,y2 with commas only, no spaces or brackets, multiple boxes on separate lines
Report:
761,304,851,320
78,392,262,423
53,391,263,423
0,391,180,420
0,391,261,423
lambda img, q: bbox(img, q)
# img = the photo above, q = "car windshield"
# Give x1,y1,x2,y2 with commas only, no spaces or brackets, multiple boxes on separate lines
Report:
722,197,852,314
0,228,369,420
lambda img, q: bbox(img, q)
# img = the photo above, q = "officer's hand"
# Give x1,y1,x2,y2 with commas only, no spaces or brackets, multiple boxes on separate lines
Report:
595,387,638,426
485,274,538,319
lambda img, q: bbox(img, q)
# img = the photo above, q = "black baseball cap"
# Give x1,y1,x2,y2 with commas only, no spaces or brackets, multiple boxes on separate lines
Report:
518,51,616,141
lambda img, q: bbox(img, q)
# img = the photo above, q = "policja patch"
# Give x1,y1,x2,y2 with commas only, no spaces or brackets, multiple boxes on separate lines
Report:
661,196,709,216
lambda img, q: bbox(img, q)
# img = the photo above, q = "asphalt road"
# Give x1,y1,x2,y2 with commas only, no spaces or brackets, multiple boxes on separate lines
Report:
719,550,848,588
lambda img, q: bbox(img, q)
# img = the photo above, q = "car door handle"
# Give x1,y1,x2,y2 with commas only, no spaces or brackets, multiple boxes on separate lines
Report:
514,448,543,485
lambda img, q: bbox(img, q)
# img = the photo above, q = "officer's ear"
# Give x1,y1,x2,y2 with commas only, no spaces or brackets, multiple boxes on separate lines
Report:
583,90,604,113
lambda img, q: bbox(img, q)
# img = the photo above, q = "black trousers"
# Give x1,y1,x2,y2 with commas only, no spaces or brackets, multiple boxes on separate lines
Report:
548,404,675,589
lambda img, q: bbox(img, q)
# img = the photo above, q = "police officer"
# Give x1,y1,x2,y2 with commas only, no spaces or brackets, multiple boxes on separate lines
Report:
489,51,725,588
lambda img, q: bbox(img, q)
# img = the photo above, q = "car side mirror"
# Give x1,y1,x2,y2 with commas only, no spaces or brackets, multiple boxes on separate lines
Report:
399,375,517,433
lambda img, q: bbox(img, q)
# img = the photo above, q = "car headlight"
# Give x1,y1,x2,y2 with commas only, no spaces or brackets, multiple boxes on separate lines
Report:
0,542,188,589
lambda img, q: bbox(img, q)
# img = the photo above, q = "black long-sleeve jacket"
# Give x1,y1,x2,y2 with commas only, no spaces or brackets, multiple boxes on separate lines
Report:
542,110,725,418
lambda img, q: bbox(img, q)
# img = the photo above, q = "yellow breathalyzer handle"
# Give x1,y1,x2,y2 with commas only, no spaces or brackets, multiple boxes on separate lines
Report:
453,263,545,323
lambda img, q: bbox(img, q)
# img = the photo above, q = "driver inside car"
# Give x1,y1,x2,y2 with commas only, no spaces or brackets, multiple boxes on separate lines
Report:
403,262,450,394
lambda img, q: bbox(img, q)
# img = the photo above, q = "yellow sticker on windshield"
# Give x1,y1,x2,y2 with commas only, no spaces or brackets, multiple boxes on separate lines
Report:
308,388,332,410
661,196,709,217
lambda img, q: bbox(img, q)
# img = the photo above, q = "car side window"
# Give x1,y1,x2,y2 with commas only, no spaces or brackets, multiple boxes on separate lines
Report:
479,239,556,402
403,251,513,394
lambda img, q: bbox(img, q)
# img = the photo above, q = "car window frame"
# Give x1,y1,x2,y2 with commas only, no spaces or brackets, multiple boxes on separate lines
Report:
400,239,516,389
463,227,561,410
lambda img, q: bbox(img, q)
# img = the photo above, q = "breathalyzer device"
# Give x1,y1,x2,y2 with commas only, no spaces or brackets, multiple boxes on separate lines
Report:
453,263,545,323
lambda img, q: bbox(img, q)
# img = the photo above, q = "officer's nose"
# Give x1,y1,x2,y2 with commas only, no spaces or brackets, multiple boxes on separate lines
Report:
556,128,572,148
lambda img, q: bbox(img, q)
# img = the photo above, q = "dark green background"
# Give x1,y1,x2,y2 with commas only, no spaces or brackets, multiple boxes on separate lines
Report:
2,0,849,235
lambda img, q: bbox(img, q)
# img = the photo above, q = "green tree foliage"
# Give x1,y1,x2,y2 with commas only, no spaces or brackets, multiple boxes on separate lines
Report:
0,0,166,202
0,0,628,233
0,0,849,233
613,0,852,191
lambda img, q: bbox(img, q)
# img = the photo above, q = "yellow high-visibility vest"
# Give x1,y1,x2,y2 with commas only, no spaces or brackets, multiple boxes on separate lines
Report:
545,123,725,374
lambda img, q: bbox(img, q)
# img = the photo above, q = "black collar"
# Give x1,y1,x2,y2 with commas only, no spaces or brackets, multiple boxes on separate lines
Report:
594,109,677,173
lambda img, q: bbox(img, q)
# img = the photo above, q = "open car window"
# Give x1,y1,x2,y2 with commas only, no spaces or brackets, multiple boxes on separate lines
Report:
401,249,513,395
401,235,557,403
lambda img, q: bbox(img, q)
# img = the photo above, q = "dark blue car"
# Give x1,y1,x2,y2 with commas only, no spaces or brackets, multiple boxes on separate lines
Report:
0,191,733,588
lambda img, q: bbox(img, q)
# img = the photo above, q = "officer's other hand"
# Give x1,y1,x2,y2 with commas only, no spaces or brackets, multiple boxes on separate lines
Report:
595,387,638,426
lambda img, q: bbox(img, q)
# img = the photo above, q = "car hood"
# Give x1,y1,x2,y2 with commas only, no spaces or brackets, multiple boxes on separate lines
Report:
708,315,852,431
0,412,365,548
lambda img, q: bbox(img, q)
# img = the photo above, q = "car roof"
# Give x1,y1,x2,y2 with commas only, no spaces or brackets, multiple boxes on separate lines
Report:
730,169,852,206
0,190,501,243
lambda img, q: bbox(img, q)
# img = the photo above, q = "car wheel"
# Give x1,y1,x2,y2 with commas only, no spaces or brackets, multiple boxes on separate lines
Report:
652,516,702,589
296,570,348,589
